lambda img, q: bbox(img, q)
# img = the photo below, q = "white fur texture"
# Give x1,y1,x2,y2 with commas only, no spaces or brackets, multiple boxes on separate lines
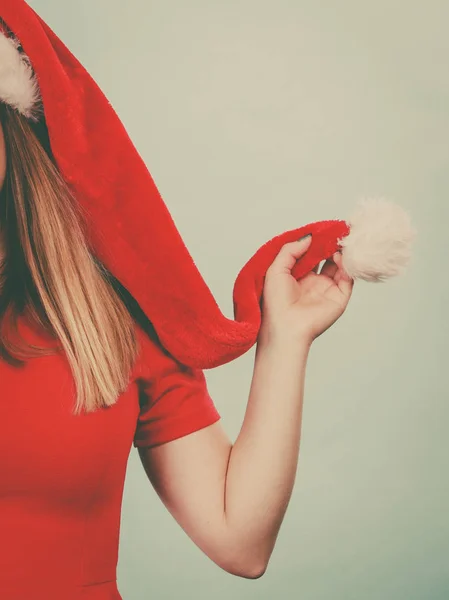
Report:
0,33,41,120
340,199,416,282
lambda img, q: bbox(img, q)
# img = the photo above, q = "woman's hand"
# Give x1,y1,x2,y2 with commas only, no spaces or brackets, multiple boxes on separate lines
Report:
260,235,354,345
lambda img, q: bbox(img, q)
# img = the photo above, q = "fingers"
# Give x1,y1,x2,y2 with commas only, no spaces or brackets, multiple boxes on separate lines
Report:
266,239,354,302
333,252,354,297
333,252,347,276
267,235,312,276
320,258,338,279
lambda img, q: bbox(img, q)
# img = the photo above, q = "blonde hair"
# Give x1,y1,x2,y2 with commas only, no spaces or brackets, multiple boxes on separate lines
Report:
0,104,140,413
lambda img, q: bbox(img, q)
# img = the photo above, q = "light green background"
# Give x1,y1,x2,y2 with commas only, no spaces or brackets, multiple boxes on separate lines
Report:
28,1,449,598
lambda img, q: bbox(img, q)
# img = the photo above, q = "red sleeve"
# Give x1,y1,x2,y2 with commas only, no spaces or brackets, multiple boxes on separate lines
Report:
132,327,221,449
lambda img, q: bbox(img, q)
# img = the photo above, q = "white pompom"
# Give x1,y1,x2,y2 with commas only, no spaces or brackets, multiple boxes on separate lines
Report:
339,199,416,282
0,33,41,121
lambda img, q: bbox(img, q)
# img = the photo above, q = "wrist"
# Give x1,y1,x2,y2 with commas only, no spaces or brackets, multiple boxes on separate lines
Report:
257,324,313,353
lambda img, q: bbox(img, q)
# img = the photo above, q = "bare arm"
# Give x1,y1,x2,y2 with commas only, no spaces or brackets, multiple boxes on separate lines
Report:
139,333,310,579
138,240,353,578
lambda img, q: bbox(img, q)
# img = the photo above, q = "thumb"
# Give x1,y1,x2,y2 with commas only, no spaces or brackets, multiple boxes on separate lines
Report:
267,235,312,276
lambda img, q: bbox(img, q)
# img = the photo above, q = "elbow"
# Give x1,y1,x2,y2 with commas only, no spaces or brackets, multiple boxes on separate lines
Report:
238,562,268,580
223,561,268,580
218,553,269,580
206,530,274,579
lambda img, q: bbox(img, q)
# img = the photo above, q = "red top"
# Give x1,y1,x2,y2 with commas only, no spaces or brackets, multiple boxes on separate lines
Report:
0,313,221,600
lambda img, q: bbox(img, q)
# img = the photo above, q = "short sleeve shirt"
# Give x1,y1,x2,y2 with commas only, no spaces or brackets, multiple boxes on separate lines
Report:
0,313,220,598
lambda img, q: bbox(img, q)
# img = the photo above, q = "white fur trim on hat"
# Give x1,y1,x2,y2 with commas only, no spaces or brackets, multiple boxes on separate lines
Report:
0,31,41,120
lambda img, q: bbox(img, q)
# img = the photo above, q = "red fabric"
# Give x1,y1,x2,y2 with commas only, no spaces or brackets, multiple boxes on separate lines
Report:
0,314,220,599
0,1,350,370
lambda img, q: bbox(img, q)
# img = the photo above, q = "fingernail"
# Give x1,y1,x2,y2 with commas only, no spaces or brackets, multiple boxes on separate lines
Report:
298,234,312,242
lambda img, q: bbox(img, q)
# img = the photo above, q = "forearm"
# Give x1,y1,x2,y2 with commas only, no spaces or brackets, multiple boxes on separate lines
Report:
223,331,311,570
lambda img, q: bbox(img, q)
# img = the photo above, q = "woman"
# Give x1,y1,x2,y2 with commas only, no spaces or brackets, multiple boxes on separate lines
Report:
0,5,353,600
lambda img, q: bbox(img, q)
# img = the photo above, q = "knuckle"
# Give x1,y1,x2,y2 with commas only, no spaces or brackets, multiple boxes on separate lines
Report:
265,261,281,277
265,264,276,278
274,243,293,260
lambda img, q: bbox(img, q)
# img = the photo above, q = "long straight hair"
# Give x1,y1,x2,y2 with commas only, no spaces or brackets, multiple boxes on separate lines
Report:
0,103,140,413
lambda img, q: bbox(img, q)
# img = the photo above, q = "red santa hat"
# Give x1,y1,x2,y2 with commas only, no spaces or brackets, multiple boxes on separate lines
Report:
0,1,415,368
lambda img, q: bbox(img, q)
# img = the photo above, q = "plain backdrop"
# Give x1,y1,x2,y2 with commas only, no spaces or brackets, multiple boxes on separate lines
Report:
27,1,449,599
